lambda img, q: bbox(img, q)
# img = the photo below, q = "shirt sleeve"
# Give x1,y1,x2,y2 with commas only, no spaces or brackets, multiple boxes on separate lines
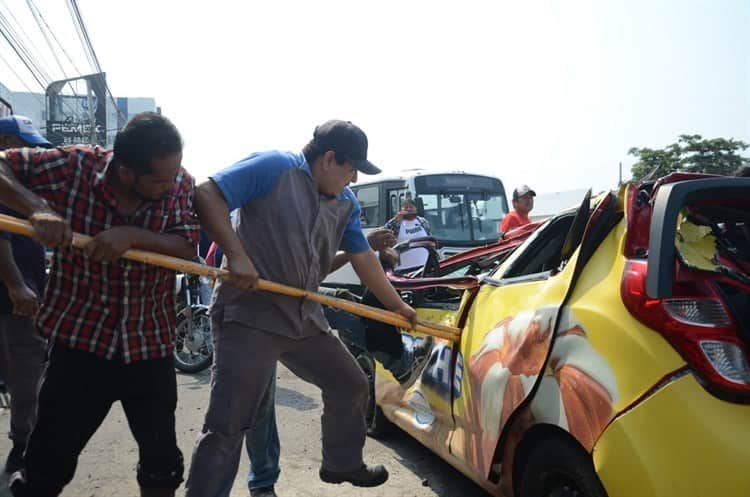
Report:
209,151,296,211
419,216,431,235
0,147,74,205
340,188,370,254
383,217,396,232
164,169,201,248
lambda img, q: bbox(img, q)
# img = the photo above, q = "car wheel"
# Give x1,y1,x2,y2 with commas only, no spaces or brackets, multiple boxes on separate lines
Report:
518,436,608,497
355,352,394,438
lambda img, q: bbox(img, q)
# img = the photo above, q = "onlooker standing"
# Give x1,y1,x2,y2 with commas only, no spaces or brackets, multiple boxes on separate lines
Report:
0,116,50,475
500,185,536,233
0,112,200,497
384,198,432,272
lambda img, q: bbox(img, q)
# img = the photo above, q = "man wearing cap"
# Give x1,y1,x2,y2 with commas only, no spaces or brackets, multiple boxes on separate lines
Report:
185,120,417,497
0,116,50,475
500,184,536,233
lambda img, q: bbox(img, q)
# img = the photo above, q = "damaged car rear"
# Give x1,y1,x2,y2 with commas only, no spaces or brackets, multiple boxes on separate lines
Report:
358,173,750,497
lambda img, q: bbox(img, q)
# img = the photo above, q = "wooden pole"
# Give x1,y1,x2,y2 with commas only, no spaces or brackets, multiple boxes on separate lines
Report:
0,213,461,342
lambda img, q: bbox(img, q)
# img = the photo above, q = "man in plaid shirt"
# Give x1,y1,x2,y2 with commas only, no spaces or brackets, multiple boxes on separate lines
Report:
0,112,200,497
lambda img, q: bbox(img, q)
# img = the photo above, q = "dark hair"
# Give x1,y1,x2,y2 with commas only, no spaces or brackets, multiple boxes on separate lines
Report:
302,139,347,166
113,112,182,176
734,165,750,177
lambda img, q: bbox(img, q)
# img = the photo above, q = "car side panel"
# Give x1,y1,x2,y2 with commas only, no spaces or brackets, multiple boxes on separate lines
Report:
594,374,750,497
450,264,571,480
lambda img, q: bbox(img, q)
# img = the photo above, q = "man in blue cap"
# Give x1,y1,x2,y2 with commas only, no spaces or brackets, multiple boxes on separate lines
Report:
0,115,51,474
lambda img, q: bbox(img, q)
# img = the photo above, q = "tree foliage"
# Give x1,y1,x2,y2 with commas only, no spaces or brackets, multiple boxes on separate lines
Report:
629,134,750,181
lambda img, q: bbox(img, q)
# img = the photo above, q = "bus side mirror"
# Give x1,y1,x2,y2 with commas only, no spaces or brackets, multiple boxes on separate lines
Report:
415,197,425,217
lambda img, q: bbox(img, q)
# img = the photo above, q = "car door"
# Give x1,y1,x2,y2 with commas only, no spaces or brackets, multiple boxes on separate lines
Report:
448,191,613,481
374,277,478,463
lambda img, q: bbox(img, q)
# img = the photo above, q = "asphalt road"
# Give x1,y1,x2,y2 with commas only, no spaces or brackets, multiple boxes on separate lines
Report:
0,364,486,497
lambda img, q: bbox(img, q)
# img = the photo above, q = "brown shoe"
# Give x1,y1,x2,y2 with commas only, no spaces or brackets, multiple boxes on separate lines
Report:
319,464,389,487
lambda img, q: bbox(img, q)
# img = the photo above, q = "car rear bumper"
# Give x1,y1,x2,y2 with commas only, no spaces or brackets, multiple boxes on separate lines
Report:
593,372,750,497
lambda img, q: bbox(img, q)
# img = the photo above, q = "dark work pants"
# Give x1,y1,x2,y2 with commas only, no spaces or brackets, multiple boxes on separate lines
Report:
0,314,46,447
185,309,369,497
12,345,183,497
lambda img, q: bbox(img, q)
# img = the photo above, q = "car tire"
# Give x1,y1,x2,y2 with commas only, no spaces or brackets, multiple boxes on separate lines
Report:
518,435,608,497
355,352,394,438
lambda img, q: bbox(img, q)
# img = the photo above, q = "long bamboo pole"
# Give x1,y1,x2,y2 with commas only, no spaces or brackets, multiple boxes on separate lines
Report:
0,213,461,342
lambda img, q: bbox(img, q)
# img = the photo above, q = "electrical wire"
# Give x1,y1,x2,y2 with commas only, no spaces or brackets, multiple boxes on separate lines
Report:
0,49,45,108
26,0,70,80
67,0,125,122
64,0,95,73
27,0,82,75
0,0,53,83
0,19,48,91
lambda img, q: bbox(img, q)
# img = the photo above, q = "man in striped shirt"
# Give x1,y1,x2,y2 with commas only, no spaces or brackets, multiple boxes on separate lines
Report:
0,112,200,497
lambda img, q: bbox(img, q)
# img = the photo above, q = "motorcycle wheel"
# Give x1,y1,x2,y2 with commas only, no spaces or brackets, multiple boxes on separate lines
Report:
173,307,213,373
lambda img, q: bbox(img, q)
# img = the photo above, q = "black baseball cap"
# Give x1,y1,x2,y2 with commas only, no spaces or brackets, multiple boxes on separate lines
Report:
312,120,381,175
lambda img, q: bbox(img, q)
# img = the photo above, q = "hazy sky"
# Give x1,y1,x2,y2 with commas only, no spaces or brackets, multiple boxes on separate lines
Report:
1,0,748,194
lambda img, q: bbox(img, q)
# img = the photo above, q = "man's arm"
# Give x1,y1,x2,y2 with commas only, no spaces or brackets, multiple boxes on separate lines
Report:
329,228,397,273
0,238,38,316
350,249,417,329
194,180,259,290
329,251,351,273
0,157,72,247
82,227,196,262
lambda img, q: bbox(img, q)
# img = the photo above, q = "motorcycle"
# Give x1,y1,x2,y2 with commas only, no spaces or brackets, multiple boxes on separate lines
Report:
173,269,213,373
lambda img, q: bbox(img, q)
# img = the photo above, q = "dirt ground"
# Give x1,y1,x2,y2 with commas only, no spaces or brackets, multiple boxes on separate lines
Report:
0,365,486,497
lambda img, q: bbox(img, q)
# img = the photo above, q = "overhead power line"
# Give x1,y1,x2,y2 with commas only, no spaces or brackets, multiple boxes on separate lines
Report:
28,0,82,75
0,0,55,81
0,50,45,107
67,0,125,122
0,16,48,91
26,0,71,80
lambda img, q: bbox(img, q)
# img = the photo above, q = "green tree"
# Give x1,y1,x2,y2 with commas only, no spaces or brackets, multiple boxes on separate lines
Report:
629,134,750,181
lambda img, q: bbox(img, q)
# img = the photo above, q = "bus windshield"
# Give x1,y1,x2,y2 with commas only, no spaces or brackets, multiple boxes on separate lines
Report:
414,174,508,245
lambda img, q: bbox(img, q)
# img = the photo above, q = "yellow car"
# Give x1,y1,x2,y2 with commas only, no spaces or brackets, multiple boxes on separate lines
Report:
359,174,750,497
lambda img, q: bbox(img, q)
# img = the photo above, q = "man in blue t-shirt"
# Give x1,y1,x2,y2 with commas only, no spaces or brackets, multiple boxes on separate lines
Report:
0,116,50,475
186,121,418,497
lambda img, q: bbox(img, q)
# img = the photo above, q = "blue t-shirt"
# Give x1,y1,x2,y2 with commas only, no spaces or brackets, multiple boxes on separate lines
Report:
211,150,369,254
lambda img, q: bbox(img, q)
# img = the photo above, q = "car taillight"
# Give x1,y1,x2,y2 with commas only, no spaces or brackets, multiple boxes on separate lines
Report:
621,259,750,401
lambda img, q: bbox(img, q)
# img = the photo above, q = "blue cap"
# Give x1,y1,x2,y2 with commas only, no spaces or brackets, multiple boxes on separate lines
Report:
0,115,52,147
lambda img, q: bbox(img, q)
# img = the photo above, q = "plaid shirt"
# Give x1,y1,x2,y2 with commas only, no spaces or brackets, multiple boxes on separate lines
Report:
0,145,200,363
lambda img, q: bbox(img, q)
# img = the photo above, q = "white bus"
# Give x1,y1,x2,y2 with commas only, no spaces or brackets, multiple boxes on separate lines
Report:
326,169,509,289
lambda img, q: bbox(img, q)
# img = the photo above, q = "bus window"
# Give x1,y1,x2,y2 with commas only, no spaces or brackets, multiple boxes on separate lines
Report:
413,174,508,244
355,185,379,227
389,193,398,219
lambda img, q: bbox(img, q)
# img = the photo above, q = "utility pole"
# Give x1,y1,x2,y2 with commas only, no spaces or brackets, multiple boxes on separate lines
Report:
86,81,96,145
618,161,623,185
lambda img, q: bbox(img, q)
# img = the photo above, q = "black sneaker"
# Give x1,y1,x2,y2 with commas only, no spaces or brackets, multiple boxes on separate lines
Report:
319,463,389,487
395,336,434,388
250,486,278,497
4,443,24,474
